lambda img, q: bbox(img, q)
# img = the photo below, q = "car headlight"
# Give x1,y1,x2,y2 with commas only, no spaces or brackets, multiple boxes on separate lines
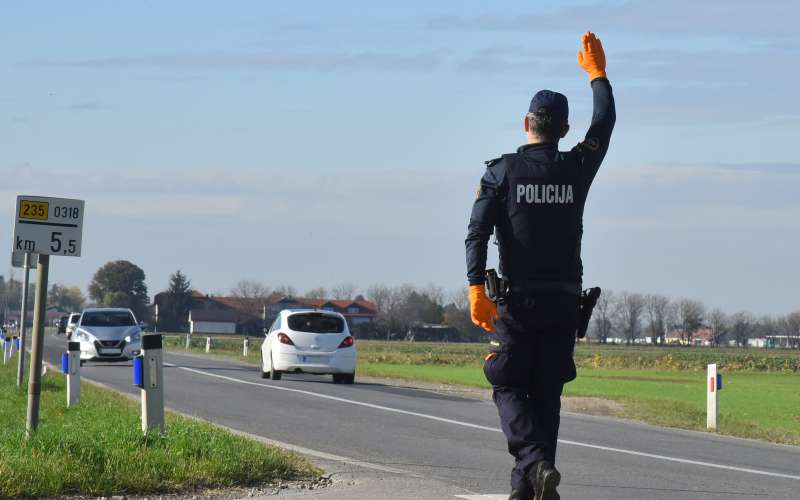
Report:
126,330,142,343
76,330,95,342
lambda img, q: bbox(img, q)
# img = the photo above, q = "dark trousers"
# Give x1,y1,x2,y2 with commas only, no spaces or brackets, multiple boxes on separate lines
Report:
483,292,579,490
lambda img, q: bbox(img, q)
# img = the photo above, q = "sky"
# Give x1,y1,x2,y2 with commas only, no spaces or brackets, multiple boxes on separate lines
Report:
1,0,799,315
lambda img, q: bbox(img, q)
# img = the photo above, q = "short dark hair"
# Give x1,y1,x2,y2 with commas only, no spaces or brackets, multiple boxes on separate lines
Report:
527,108,565,140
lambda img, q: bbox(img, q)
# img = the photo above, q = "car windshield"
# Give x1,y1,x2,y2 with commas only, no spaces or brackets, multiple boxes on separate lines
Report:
81,311,136,327
69,315,80,324
288,313,344,333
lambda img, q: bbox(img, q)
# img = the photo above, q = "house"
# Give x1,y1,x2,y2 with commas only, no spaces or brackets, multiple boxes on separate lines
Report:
405,323,459,342
151,290,377,335
189,308,237,335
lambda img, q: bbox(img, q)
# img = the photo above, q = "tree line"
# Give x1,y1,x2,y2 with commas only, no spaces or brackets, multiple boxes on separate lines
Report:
589,290,800,348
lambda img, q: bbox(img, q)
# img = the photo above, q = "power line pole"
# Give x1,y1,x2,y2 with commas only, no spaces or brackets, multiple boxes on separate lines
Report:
17,253,31,387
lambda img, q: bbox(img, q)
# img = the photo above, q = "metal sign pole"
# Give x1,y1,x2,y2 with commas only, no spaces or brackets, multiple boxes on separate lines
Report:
25,253,50,438
17,253,31,387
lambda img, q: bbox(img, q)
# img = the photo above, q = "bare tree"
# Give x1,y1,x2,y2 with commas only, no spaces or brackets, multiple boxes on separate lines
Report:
273,284,298,298
231,280,271,299
591,289,616,344
615,291,645,345
730,312,754,347
644,294,671,345
676,298,706,345
331,282,358,300
785,311,800,349
708,309,729,346
305,287,328,299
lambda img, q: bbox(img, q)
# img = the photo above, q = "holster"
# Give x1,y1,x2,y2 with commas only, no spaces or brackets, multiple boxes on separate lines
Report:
577,287,602,339
484,269,509,304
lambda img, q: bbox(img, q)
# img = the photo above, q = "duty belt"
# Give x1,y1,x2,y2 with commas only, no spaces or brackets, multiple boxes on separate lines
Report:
508,279,581,296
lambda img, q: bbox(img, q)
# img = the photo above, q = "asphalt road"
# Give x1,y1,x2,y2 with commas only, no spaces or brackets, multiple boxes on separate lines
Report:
40,333,800,499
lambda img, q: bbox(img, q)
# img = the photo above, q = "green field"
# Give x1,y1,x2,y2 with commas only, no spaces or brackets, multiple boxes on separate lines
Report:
0,359,319,498
164,336,800,444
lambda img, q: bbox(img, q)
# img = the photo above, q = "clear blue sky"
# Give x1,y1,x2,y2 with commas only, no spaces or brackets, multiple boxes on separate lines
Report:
2,1,798,315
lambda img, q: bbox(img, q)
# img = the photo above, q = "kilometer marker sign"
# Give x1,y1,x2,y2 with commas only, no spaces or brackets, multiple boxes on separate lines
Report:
13,195,84,257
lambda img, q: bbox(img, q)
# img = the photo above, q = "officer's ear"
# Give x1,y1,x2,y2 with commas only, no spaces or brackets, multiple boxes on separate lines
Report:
523,115,530,133
560,122,570,138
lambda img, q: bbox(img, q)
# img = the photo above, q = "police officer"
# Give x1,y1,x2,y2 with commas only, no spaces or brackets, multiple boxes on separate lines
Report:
465,32,615,500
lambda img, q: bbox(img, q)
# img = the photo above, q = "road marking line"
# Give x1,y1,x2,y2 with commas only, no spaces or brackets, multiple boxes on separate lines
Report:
455,496,506,500
167,363,800,482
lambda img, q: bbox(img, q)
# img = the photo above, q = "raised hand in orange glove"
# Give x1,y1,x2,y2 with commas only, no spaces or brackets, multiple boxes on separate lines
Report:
577,31,607,81
469,284,497,332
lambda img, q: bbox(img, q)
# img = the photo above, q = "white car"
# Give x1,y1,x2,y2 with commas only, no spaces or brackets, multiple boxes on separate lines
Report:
72,308,142,363
65,312,81,338
261,309,356,384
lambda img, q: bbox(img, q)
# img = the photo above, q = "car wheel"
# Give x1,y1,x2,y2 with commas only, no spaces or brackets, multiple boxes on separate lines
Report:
332,374,343,384
269,354,282,380
343,373,355,385
79,360,85,367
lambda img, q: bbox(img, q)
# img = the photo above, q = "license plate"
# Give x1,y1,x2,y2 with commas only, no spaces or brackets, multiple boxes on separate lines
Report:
99,348,122,355
299,355,327,364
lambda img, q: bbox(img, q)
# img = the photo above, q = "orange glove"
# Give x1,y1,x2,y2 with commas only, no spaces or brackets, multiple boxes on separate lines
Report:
469,284,497,332
577,31,607,81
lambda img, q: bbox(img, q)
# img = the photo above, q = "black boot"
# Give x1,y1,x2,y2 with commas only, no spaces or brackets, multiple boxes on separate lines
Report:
508,481,533,500
525,461,561,500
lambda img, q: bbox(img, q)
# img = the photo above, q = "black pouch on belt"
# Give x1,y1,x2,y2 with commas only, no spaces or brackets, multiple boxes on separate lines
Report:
577,287,602,339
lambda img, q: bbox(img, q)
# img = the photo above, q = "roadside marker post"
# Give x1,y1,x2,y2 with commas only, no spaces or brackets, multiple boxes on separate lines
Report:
707,363,722,430
205,337,211,353
15,252,34,387
243,337,250,357
64,342,81,407
185,333,191,349
3,335,10,364
140,334,165,434
13,195,84,437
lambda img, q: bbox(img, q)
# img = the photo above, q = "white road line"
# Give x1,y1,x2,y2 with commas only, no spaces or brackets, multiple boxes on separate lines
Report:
454,496,507,500
167,362,800,482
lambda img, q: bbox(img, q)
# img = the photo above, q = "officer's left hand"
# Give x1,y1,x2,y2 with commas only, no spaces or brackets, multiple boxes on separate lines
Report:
469,284,497,332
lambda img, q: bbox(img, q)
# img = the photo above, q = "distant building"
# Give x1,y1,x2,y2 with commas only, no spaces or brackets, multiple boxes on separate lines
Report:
151,290,377,335
189,308,237,335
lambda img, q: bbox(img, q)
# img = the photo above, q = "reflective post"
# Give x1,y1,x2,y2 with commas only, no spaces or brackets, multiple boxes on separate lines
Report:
205,337,211,353
185,333,191,349
66,341,81,407
17,252,31,387
243,337,249,357
3,335,10,364
707,363,719,430
140,334,165,434
25,253,49,438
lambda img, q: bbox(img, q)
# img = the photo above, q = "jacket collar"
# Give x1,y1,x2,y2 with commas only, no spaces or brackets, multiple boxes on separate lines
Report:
517,142,558,154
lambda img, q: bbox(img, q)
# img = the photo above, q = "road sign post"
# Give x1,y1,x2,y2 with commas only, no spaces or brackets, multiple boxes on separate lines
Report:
13,195,84,437
25,253,50,438
16,252,33,387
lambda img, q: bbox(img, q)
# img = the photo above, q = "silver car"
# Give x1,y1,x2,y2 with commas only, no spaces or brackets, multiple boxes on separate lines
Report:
72,308,142,363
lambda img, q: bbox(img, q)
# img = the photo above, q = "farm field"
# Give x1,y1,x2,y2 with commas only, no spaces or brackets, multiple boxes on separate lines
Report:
0,358,318,498
164,336,800,445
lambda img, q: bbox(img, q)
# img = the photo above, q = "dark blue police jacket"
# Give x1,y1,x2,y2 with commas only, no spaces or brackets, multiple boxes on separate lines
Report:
465,78,616,288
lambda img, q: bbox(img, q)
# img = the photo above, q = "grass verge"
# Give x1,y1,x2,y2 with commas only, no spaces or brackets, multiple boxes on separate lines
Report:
0,358,320,498
164,336,800,445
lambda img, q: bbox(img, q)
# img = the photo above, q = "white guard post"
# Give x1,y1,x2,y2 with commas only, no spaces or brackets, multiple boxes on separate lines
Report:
3,335,10,364
205,337,211,353
707,363,719,430
243,337,249,357
185,333,191,349
10,336,18,357
141,334,165,434
66,341,81,407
